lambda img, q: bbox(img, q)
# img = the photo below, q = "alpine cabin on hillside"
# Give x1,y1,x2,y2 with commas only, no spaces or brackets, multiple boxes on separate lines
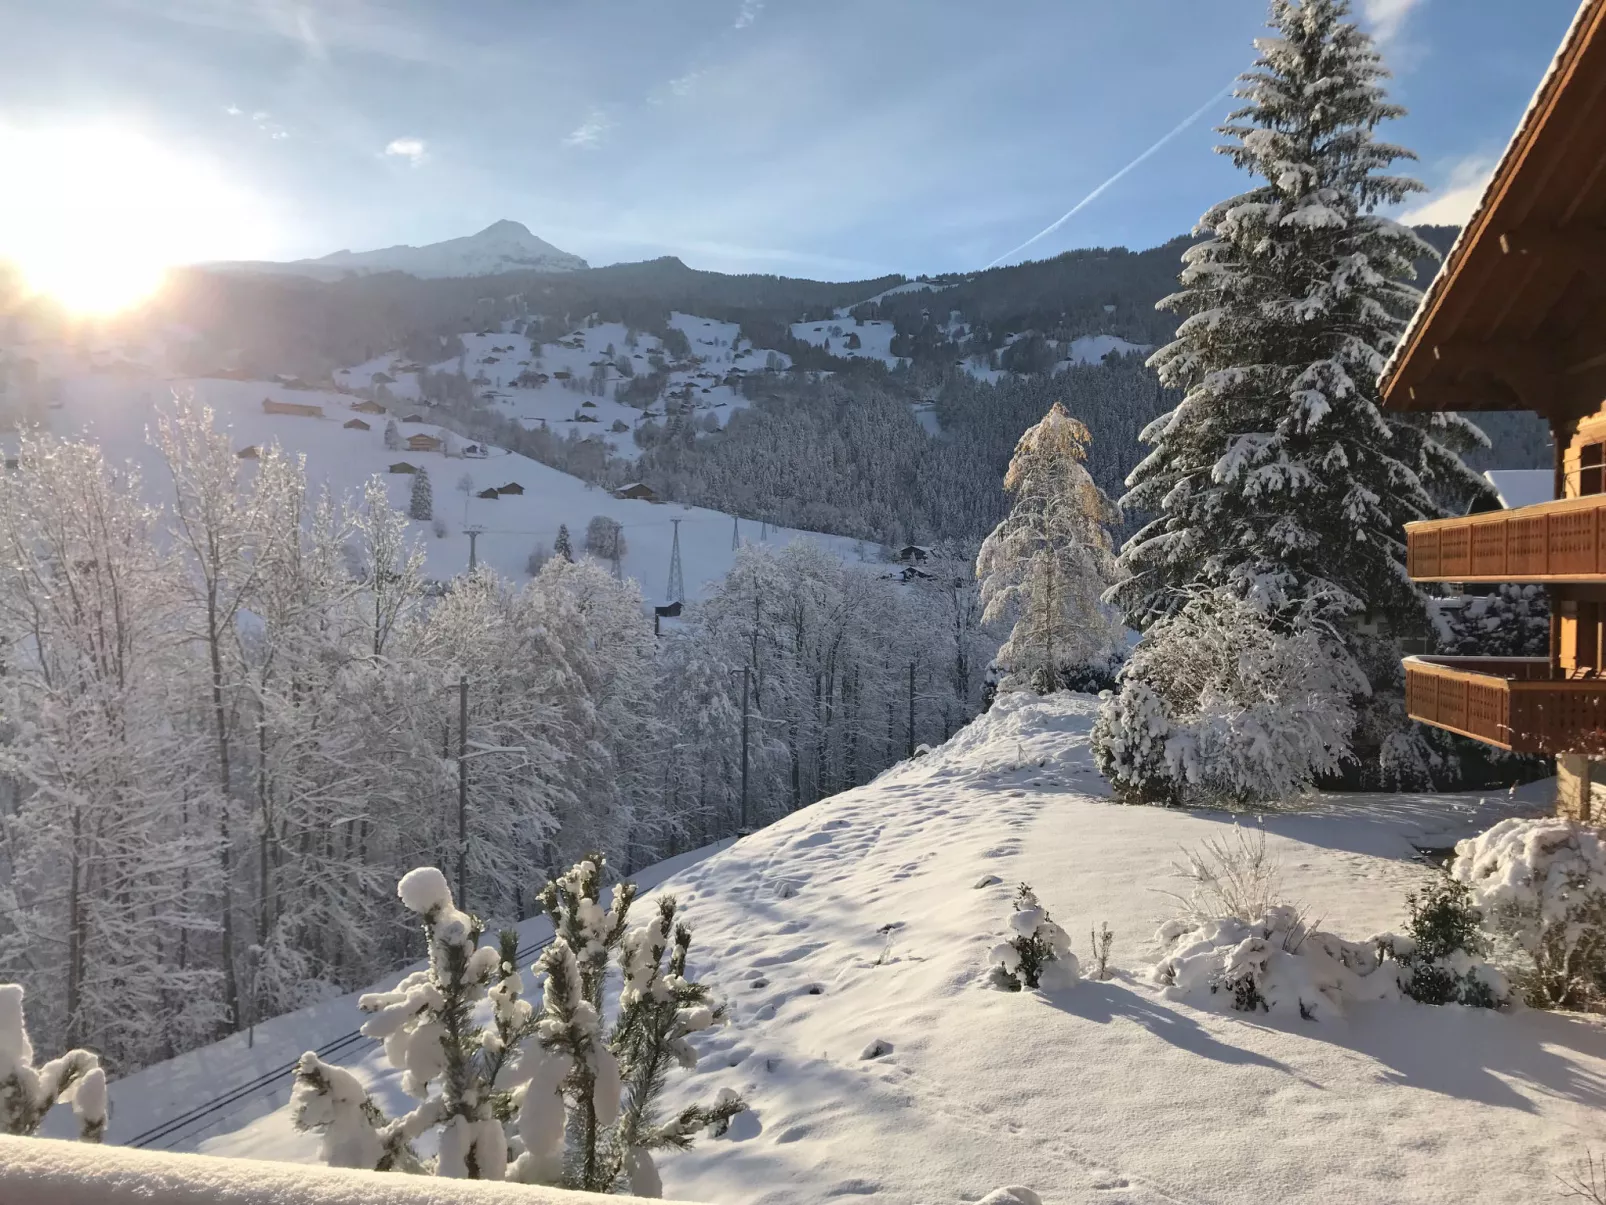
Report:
1379,0,1606,820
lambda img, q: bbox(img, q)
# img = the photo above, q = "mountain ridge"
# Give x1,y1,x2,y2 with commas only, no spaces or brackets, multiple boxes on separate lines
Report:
210,219,588,281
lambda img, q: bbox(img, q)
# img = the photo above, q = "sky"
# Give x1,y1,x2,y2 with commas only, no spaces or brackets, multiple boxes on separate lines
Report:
0,0,1585,282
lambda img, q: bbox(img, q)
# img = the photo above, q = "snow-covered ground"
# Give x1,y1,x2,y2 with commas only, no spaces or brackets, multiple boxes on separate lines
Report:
790,317,901,368
150,692,1600,1204
24,366,868,601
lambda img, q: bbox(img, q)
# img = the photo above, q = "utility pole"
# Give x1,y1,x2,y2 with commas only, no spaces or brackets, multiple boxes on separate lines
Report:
740,665,752,834
667,517,685,604
907,661,916,758
457,675,468,908
466,526,483,573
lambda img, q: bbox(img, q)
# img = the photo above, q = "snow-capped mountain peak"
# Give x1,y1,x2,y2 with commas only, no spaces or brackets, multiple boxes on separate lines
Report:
209,220,588,281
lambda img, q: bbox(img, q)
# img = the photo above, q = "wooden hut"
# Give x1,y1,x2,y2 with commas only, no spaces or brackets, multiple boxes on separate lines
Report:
1378,0,1606,819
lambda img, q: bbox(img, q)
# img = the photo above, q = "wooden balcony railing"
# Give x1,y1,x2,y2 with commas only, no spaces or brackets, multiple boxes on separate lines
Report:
1405,492,1606,581
1403,655,1606,753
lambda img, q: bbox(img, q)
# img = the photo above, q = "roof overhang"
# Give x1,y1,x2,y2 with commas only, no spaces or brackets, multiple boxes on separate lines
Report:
1381,1,1606,422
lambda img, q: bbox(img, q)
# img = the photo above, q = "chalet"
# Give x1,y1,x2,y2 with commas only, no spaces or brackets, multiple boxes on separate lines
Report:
654,601,683,619
497,482,525,496
407,434,444,454
463,443,488,459
261,399,324,419
1378,0,1606,821
896,545,933,565
477,487,501,500
352,400,387,414
343,418,371,431
614,482,659,502
400,413,426,424
236,445,260,460
389,462,418,475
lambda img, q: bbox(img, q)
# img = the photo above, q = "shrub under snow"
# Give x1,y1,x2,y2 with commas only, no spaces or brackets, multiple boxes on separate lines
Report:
1451,817,1606,1010
0,984,107,1141
989,884,1079,991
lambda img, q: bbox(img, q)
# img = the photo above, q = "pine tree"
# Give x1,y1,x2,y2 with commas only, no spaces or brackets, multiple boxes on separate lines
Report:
1102,0,1488,794
555,524,574,562
0,985,107,1141
384,419,401,451
410,467,433,522
976,404,1119,693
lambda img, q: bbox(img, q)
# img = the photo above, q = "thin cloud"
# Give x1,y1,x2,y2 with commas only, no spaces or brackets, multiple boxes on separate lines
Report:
384,136,428,164
734,0,763,30
1361,0,1423,45
564,111,612,149
1400,153,1496,226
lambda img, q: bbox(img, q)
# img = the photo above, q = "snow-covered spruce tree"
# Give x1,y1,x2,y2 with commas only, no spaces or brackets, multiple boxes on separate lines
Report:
1102,0,1491,800
989,884,1078,991
555,523,575,563
0,985,107,1141
291,859,742,1190
409,466,433,521
976,403,1120,694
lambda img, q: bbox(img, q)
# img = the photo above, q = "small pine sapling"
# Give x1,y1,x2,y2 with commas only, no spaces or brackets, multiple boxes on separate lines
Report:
1379,876,1509,1009
989,884,1077,991
1089,923,1115,981
0,984,107,1141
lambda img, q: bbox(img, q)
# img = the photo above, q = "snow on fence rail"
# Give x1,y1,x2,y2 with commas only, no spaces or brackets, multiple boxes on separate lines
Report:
0,1136,706,1205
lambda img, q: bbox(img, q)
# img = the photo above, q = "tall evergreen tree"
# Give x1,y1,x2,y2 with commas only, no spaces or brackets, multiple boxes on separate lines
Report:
554,523,574,562
410,467,433,522
1102,0,1490,794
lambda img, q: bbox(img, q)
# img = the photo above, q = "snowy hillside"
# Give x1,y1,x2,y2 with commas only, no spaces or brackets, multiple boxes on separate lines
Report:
212,221,588,281
18,359,866,602
143,692,1599,1204
343,313,787,457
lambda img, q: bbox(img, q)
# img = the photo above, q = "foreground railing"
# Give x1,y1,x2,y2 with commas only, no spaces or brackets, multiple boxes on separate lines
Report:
0,1136,699,1205
1403,655,1606,754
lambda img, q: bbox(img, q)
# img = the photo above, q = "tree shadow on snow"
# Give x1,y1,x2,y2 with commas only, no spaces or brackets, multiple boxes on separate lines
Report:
1334,1002,1606,1113
1036,977,1304,1078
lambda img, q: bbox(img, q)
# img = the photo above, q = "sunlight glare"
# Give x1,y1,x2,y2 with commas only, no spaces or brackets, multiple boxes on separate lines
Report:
0,122,274,314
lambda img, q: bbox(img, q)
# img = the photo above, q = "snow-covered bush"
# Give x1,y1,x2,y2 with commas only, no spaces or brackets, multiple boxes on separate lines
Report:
989,884,1079,991
1161,826,1287,924
0,985,106,1141
1095,586,1364,805
1152,906,1392,1020
1451,818,1606,1010
1375,876,1509,1009
291,858,744,1192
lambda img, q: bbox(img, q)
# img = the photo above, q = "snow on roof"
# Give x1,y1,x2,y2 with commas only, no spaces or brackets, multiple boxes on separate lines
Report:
1380,0,1603,394
1483,468,1553,510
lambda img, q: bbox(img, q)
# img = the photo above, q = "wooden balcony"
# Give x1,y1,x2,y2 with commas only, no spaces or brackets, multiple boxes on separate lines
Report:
1404,655,1606,753
1404,492,1606,582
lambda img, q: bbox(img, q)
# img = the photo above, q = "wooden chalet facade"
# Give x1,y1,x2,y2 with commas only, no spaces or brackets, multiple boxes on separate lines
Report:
262,398,324,419
1379,0,1606,819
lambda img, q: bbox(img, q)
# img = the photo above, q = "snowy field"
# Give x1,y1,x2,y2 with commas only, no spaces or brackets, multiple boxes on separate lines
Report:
25,368,869,601
126,692,1601,1205
790,318,901,367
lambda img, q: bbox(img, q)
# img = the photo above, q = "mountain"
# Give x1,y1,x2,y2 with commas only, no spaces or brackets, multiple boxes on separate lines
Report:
212,220,588,280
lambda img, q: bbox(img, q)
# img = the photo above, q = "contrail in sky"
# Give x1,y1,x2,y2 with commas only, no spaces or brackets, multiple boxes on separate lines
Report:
983,82,1237,270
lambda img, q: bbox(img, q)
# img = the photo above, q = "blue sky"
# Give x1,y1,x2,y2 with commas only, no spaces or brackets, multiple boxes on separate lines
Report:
0,0,1582,279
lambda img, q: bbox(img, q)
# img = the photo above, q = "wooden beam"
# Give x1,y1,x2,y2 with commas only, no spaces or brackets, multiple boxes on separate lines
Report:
1499,225,1606,282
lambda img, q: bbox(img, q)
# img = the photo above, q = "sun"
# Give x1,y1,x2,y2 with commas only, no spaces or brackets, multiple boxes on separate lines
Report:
0,122,274,315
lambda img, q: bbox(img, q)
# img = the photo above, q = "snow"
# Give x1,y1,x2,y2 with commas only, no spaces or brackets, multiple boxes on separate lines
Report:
395,868,452,916
1483,468,1552,510
833,279,954,318
51,842,729,1151
173,691,1603,1204
789,318,901,368
1059,334,1150,365
0,1135,690,1205
212,220,589,281
24,362,865,603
